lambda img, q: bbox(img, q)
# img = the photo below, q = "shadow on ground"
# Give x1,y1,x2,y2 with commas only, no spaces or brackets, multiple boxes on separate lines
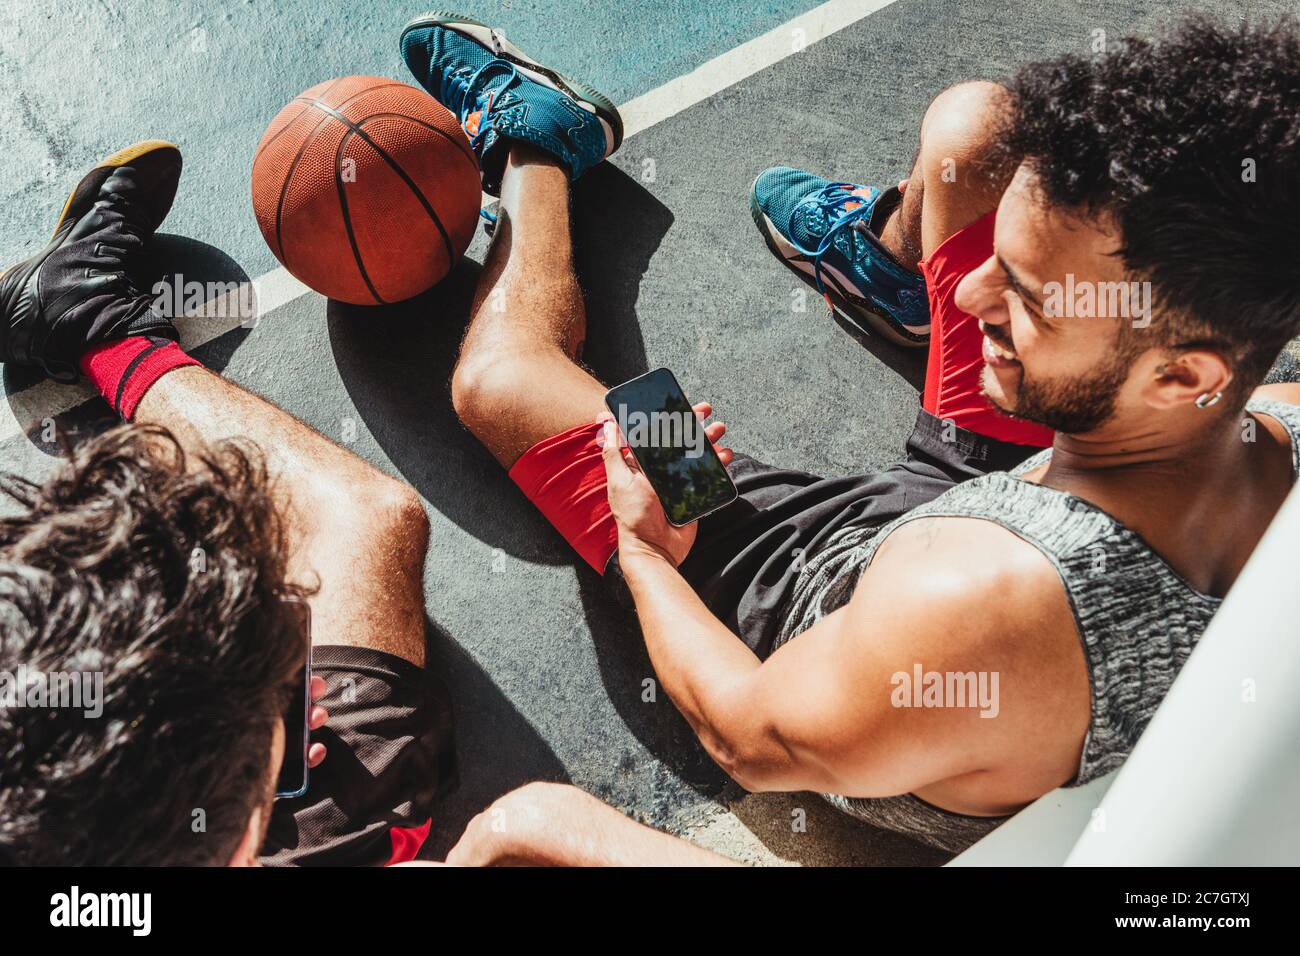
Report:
326,257,560,559
420,618,570,858
577,570,735,797
784,263,929,392
329,163,667,562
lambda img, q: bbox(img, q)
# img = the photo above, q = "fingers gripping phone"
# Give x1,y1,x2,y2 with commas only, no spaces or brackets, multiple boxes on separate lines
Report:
276,596,312,800
604,368,738,526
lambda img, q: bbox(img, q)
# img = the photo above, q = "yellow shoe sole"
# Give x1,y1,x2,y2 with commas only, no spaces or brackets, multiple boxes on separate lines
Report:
50,139,181,237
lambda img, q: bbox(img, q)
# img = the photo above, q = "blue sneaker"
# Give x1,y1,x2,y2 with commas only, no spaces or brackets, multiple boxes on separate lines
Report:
751,167,929,347
401,12,623,196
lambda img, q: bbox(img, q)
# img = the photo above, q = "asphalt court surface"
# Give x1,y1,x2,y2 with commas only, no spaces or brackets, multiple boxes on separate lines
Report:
3,0,1295,864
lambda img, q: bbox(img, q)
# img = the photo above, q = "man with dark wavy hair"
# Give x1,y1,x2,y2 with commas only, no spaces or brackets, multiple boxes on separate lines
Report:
0,144,454,865
421,10,1300,855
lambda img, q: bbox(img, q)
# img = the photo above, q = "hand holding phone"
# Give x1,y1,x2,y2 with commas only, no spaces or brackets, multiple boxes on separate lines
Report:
601,368,736,563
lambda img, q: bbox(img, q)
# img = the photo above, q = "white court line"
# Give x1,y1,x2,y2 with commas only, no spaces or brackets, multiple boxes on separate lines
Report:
1,267,310,442
618,0,895,137
0,0,891,445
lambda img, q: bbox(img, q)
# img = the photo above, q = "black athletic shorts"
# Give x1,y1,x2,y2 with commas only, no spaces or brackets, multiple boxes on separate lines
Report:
608,409,1041,659
260,645,457,867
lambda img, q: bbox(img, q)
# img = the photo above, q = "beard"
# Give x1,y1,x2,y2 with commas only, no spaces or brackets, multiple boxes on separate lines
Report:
983,340,1136,434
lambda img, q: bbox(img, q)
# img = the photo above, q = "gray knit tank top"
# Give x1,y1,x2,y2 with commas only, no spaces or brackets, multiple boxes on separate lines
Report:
776,399,1300,854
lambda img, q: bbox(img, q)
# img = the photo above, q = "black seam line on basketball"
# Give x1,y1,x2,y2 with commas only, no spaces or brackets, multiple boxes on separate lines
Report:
332,127,385,305
254,77,344,165
254,102,313,171
271,83,407,263
356,111,477,172
288,82,411,115
114,340,168,413
304,97,456,272
274,108,337,267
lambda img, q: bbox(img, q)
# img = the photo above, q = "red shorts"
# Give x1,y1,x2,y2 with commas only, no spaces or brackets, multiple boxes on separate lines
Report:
509,421,616,573
919,212,1054,447
510,212,1052,575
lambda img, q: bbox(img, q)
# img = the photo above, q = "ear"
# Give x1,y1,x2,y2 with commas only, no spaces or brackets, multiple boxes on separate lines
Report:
227,805,265,867
1140,348,1234,411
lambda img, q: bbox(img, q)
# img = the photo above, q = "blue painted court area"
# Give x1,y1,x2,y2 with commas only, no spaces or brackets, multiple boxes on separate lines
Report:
0,0,821,275
4,0,1295,865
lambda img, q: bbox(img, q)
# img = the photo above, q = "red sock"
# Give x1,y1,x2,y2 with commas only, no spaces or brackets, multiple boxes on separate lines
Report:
79,336,201,421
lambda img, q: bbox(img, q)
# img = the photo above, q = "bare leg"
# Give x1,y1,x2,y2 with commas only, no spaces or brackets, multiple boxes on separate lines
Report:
134,367,428,666
877,81,1017,270
453,85,1017,464
451,144,607,468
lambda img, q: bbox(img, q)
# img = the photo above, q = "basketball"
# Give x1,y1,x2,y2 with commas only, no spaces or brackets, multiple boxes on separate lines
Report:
251,75,481,305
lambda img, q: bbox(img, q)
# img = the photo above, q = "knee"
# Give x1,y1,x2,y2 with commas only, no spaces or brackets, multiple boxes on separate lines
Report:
301,467,428,586
324,470,429,562
918,80,1011,179
368,477,430,559
451,348,520,436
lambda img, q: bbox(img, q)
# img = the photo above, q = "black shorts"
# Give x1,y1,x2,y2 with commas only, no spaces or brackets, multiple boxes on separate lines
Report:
260,645,457,867
609,409,1041,659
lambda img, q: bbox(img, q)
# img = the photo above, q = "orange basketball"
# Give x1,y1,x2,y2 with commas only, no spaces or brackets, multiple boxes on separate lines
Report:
251,76,480,305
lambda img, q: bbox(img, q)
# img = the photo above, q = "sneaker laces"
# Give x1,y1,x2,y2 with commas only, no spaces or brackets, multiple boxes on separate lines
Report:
790,182,878,296
456,60,522,151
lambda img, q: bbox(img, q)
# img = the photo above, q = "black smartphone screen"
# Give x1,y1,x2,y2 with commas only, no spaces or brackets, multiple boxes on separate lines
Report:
604,368,738,526
276,598,311,799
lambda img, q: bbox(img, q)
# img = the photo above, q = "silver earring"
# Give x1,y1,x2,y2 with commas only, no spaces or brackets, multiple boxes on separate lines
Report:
1195,391,1223,409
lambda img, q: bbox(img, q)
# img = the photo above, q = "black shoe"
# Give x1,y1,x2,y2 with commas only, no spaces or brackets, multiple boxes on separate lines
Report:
0,141,183,382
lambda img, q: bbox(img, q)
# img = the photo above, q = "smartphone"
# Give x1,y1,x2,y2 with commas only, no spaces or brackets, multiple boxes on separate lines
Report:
275,597,312,800
603,367,738,526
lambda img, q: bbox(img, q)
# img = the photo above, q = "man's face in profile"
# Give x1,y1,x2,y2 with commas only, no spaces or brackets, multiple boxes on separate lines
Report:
956,165,1148,434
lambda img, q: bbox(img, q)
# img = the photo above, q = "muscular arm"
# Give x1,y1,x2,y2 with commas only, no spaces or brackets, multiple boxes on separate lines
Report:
621,518,1088,810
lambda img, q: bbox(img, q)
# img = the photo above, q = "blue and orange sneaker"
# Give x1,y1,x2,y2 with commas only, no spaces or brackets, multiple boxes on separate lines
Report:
401,12,623,196
750,166,929,347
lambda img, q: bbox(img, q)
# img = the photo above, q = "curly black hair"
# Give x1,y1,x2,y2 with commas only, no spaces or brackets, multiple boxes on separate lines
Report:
1003,14,1300,387
0,425,308,865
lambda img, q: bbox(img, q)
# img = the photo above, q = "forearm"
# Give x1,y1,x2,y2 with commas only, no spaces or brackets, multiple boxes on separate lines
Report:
620,547,764,767
454,783,737,867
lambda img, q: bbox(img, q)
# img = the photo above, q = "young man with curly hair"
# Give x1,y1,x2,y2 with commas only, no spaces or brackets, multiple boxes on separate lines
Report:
0,144,455,865
408,11,1300,855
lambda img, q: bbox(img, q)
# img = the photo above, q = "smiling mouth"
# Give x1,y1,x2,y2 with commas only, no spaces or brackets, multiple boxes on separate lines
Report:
981,333,1020,368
